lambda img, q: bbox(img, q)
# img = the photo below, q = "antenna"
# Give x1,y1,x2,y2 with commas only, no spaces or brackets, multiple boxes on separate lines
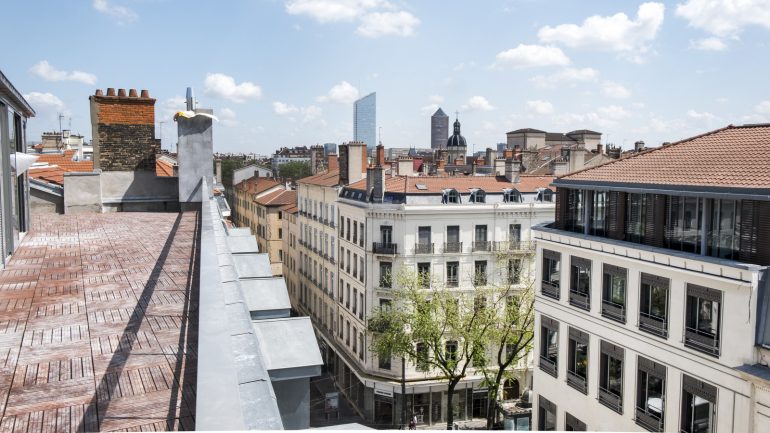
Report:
379,126,382,144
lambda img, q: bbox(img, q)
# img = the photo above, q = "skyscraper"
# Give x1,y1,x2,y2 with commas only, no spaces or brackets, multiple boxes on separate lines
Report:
354,92,376,153
431,107,449,149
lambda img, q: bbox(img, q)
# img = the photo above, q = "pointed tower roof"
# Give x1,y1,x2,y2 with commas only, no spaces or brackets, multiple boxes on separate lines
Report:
433,107,447,117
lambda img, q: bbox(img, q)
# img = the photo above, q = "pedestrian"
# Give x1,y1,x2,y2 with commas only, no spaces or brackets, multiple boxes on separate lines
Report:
409,414,417,430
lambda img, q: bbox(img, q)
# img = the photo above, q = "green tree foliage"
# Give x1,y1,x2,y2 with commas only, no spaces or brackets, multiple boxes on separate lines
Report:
278,161,311,180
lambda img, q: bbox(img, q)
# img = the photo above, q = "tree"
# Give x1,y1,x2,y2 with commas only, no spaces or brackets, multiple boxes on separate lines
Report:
278,161,311,180
368,268,498,430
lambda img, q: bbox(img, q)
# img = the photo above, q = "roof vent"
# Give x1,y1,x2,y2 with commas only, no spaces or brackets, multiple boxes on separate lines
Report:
415,184,427,190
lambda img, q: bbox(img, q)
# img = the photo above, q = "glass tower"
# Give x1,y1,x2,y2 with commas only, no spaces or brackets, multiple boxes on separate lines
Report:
354,92,376,153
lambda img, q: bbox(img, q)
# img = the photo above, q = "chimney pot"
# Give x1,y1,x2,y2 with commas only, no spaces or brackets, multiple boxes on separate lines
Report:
95,89,104,96
597,143,603,154
117,89,126,97
106,88,116,96
140,89,150,98
128,89,138,97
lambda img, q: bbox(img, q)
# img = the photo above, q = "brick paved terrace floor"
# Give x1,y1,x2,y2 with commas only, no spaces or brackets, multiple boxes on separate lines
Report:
0,212,200,432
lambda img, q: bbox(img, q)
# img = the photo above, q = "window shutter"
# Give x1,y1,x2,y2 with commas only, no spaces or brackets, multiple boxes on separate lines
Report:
608,191,626,240
555,188,568,230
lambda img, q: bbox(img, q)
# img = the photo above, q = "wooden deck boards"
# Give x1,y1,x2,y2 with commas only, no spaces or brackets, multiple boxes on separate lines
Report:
0,213,198,432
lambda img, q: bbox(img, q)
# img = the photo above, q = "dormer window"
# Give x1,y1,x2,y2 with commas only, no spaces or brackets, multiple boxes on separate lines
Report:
469,189,486,204
537,188,554,202
442,189,460,204
503,188,522,203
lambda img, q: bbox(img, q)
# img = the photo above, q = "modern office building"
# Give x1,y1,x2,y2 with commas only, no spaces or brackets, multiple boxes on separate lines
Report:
431,108,449,150
0,70,34,268
532,124,770,432
354,92,376,153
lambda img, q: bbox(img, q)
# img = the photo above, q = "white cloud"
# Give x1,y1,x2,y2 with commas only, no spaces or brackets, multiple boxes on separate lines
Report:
301,105,323,123
159,96,186,121
598,105,630,120
29,61,97,85
203,73,262,103
463,96,495,112
552,105,630,128
493,44,570,69
715,97,728,103
273,101,299,115
428,94,444,104
755,100,770,114
23,92,69,118
530,67,599,88
357,11,420,37
689,36,728,50
285,0,387,23
538,2,665,59
219,108,239,127
687,109,716,119
92,0,137,24
526,100,554,115
421,104,440,115
601,81,632,99
675,0,770,38
317,81,359,104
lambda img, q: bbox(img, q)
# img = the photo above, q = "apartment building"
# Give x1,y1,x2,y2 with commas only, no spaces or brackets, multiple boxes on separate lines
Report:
282,202,301,307
298,144,555,427
532,124,770,432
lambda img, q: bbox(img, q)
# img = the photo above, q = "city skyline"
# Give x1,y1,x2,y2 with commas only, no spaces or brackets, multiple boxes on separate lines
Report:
4,1,770,155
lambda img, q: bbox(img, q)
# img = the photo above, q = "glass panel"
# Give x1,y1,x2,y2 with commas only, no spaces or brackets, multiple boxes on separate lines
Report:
447,226,460,243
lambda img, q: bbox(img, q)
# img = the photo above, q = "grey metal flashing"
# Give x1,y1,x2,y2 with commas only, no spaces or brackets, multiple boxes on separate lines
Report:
534,222,767,274
233,254,273,278
29,179,63,196
226,236,260,254
552,178,770,201
226,227,253,237
0,69,35,116
197,177,283,430
252,317,323,381
241,278,291,318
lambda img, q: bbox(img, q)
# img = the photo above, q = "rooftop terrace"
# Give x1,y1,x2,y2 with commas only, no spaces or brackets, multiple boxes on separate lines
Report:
0,212,199,431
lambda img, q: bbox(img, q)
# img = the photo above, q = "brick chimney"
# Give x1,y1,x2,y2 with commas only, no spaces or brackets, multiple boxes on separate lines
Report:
596,143,603,154
505,158,521,183
503,149,514,160
338,142,367,185
366,166,385,203
89,88,158,171
376,143,385,167
437,158,446,171
327,152,338,172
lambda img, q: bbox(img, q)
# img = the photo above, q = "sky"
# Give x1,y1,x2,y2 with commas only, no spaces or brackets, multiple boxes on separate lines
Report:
4,0,770,155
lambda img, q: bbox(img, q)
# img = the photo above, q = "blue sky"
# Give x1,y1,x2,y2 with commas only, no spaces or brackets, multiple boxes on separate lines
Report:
4,0,770,154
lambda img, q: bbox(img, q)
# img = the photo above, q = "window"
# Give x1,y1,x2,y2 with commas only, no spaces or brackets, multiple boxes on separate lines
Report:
626,193,647,243
685,284,722,356
539,316,558,377
602,264,627,323
569,257,591,310
567,328,588,394
707,198,740,260
359,222,365,247
681,375,717,433
380,225,393,244
590,191,609,236
639,273,670,338
445,225,461,253
278,228,283,239
353,253,358,278
346,218,351,241
599,341,624,414
380,262,392,288
339,315,344,337
503,188,521,203
445,341,458,362
446,261,459,287
566,189,585,233
442,189,460,204
509,223,521,245
541,250,561,299
473,225,489,251
538,396,557,431
352,326,357,352
537,188,554,203
416,342,429,371
565,413,587,431
359,293,364,320
469,189,486,203
507,259,522,285
416,226,432,254
359,257,364,283
353,221,358,244
417,262,431,288
379,350,391,370
353,289,358,315
346,283,351,308
359,333,365,360
346,320,351,345
636,356,666,432
278,211,283,220
473,261,488,286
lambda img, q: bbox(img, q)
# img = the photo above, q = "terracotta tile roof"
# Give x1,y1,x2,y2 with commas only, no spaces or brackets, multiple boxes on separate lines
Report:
235,177,282,195
29,166,66,186
347,174,554,194
280,203,299,214
255,190,296,206
156,158,174,176
34,150,93,172
559,124,770,189
297,170,340,187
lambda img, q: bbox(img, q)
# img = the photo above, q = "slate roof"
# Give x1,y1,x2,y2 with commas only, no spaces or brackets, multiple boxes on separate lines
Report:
347,174,554,194
558,124,770,189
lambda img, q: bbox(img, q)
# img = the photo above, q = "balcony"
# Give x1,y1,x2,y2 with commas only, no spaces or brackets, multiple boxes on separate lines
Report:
414,243,434,254
602,300,626,323
684,327,720,356
635,408,664,432
329,257,336,264
443,242,463,254
567,370,587,394
330,221,336,228
373,242,398,255
598,387,623,414
472,241,492,252
539,356,557,377
569,290,590,311
493,240,535,253
446,277,459,288
312,215,318,221
639,312,668,338
541,281,560,300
